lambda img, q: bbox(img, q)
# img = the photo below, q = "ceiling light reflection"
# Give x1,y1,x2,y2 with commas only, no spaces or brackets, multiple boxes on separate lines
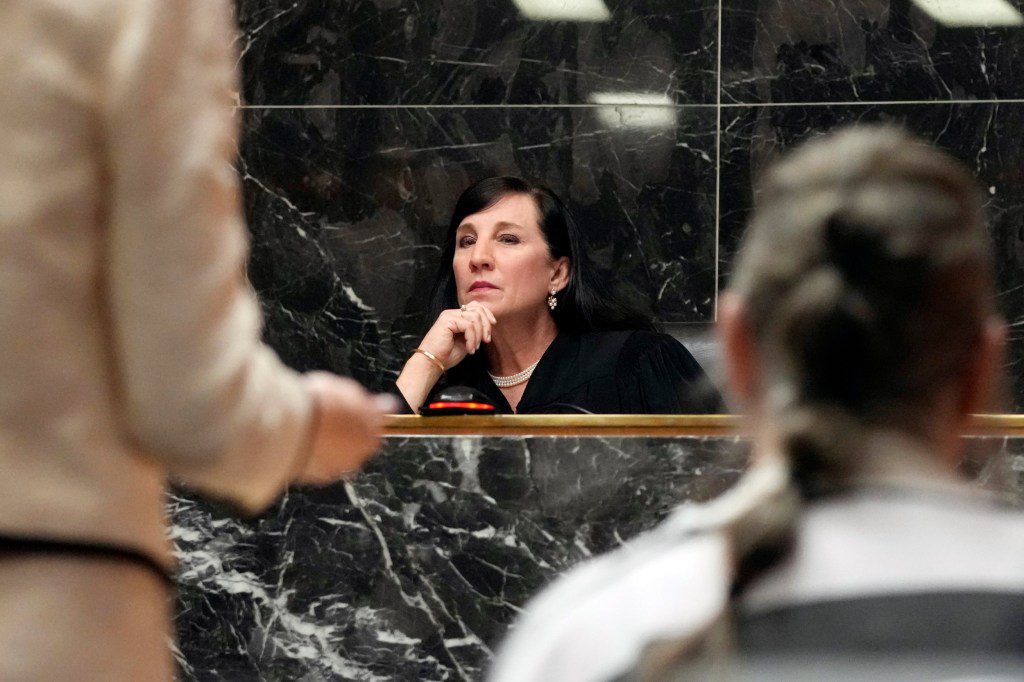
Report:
590,92,677,130
511,0,611,22
911,0,1024,27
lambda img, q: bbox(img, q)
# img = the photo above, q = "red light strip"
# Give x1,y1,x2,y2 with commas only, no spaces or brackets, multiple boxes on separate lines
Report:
427,402,496,411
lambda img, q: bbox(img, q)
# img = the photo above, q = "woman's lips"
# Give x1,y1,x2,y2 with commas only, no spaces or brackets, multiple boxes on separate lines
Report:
469,281,498,292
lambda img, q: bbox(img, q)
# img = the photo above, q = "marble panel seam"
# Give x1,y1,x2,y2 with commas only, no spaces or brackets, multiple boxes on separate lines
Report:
236,103,723,110
719,98,1024,108
714,0,723,323
236,99,1024,112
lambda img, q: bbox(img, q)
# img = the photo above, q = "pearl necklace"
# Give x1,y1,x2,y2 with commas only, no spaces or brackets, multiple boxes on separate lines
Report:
488,360,540,388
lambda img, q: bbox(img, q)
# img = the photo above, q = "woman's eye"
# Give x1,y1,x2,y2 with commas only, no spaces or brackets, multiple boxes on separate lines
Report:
499,234,521,244
458,236,475,248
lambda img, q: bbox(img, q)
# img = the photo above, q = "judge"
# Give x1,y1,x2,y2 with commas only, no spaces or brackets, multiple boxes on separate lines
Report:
396,177,721,415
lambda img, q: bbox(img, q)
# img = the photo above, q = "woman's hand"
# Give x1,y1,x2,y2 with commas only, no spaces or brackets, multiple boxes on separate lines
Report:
295,372,398,484
420,301,497,368
395,302,497,412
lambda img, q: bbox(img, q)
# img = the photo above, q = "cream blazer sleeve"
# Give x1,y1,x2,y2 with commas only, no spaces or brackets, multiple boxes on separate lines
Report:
103,0,313,513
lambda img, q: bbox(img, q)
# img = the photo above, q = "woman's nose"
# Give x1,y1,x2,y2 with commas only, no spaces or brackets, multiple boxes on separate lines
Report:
470,243,494,270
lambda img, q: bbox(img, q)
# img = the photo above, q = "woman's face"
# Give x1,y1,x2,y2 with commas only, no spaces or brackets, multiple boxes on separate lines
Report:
453,193,569,320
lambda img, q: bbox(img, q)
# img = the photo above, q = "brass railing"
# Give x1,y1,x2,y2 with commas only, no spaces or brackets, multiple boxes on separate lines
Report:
384,414,1024,437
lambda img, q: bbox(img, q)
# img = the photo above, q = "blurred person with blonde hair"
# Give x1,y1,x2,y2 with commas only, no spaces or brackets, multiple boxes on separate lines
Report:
0,0,395,678
490,125,1024,681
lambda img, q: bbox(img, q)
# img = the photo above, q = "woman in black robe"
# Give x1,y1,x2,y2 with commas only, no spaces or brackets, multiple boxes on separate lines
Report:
395,177,721,415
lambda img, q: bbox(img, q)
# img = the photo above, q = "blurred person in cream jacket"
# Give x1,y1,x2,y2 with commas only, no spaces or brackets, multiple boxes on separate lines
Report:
0,0,396,678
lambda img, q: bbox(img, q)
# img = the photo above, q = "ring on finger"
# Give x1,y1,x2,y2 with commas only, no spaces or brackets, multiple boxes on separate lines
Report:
460,304,468,312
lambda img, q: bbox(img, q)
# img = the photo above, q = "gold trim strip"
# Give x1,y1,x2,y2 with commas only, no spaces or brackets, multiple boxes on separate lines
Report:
384,414,1024,437
965,414,1024,435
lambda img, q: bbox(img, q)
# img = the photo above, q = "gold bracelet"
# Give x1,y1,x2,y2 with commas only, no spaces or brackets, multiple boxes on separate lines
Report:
412,348,446,374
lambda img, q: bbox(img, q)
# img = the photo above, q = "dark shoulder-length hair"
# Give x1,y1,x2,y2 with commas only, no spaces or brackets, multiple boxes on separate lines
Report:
427,176,654,334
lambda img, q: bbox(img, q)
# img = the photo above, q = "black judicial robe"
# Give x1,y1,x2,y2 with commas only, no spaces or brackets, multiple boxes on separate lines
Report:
415,330,722,415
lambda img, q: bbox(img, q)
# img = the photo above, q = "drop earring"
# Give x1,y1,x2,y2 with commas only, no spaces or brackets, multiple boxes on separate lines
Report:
547,290,558,310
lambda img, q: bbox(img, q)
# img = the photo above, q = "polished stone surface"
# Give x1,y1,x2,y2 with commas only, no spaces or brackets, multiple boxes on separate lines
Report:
236,0,718,105
172,435,748,680
172,433,1024,680
241,105,719,392
721,0,1024,104
718,102,1024,410
233,0,1024,410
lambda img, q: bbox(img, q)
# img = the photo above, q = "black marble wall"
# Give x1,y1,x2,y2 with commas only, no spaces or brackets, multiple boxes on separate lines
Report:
173,436,748,680
718,0,1024,410
172,433,1024,680
234,0,1024,410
